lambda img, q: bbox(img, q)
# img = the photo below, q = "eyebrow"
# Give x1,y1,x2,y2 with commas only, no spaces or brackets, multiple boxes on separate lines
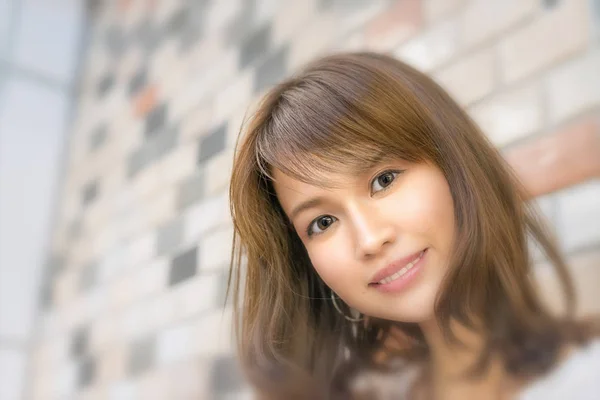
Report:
289,197,327,221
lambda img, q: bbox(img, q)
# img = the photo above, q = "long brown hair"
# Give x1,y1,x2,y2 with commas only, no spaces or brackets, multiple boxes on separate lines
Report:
227,52,596,398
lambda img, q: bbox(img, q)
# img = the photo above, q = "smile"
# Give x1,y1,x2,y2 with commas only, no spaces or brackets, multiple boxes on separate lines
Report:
377,250,425,284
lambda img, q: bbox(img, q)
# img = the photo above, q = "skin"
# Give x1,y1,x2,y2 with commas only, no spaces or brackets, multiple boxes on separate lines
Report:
273,160,455,324
273,160,525,399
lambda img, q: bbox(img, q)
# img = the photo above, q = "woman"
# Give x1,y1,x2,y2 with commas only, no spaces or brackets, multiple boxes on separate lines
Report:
227,52,600,399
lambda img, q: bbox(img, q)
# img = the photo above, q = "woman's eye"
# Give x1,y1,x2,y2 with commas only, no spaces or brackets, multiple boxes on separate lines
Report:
307,215,337,236
371,170,400,193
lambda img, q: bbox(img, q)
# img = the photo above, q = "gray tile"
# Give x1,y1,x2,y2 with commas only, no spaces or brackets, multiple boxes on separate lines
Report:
46,253,65,276
145,103,168,138
225,1,257,46
542,0,560,9
97,74,115,97
215,270,231,308
135,18,162,55
211,356,245,394
128,68,147,96
90,124,107,151
78,357,96,388
82,180,98,206
71,327,88,358
180,22,202,51
239,24,271,69
177,169,204,210
592,0,600,40
129,335,156,376
105,25,127,57
254,46,288,94
156,217,184,256
68,218,83,241
169,247,198,286
128,125,179,177
40,284,53,309
166,8,187,36
198,123,227,164
80,261,97,292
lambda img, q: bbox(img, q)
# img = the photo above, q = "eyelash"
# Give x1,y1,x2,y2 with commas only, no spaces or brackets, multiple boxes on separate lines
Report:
305,169,403,237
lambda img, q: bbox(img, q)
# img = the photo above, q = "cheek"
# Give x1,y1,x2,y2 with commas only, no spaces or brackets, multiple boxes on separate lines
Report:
394,172,455,243
306,240,357,294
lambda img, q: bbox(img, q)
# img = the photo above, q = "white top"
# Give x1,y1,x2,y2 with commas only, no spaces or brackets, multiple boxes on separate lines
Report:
519,339,600,400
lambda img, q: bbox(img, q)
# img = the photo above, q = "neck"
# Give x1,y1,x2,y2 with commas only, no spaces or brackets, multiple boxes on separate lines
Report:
418,318,514,400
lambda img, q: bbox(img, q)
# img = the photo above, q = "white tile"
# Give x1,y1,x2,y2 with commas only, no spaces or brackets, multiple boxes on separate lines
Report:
54,360,77,399
557,180,600,252
546,48,600,125
174,273,220,320
108,379,138,400
0,347,27,400
124,230,157,270
13,0,84,83
200,226,234,272
469,81,542,147
183,193,230,243
156,320,196,365
195,308,234,357
132,257,169,302
394,17,459,72
98,243,127,283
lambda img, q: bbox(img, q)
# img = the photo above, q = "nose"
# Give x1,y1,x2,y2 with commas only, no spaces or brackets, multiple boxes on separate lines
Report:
349,201,395,259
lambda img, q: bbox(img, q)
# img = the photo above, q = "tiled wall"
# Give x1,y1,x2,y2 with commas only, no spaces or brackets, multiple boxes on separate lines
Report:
32,0,600,399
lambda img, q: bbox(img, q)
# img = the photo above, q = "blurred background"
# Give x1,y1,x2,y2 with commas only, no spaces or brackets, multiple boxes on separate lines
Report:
0,0,599,398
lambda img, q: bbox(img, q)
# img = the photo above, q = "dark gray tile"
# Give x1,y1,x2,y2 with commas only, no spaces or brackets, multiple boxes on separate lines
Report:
78,357,96,388
254,46,288,94
97,74,115,97
145,103,168,138
128,125,179,177
156,217,184,256
169,247,198,286
90,124,107,151
128,68,147,96
239,24,271,69
198,123,227,164
211,356,245,394
129,335,156,376
71,327,88,358
82,180,98,206
80,261,97,292
177,169,204,210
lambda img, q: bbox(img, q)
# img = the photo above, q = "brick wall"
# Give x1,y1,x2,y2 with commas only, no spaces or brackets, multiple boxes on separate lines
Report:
32,0,600,398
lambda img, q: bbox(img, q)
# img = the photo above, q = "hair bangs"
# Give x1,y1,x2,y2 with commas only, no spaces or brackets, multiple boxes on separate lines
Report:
254,74,425,187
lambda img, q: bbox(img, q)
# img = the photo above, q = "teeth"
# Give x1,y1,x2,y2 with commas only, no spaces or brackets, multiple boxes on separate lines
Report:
378,251,423,285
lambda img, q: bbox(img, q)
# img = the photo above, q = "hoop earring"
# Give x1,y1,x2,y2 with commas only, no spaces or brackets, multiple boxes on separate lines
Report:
330,292,363,322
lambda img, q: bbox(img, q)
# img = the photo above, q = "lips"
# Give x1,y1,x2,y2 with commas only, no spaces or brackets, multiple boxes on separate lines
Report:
370,249,427,285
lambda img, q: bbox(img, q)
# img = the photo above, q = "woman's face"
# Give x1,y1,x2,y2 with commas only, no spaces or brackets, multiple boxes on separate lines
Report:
273,160,455,323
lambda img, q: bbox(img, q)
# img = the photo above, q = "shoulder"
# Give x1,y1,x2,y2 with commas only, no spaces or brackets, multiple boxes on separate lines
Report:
519,338,600,400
